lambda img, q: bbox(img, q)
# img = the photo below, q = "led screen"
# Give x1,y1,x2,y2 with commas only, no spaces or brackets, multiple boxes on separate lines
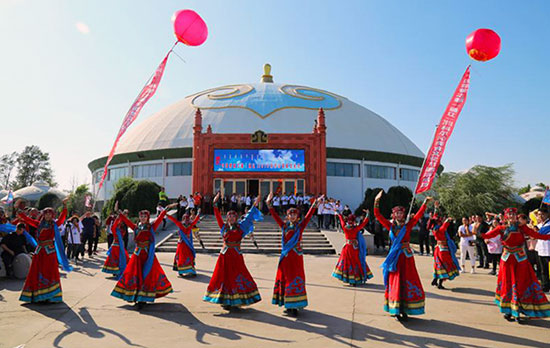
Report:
213,149,305,172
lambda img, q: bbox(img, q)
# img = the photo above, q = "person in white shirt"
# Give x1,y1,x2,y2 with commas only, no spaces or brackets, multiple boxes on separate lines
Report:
458,217,476,273
296,194,303,208
281,194,289,212
179,196,189,215
156,204,167,231
245,194,252,209
317,197,325,228
536,207,550,292
65,216,83,262
272,194,281,215
187,195,195,213
323,200,334,229
288,194,297,208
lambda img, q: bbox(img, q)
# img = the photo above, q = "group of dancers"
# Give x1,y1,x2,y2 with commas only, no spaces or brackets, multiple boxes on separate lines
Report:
4,189,550,323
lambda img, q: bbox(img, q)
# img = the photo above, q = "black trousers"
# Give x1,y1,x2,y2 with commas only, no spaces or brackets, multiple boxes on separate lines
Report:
93,234,99,252
317,214,324,229
475,239,490,267
67,243,81,260
418,232,430,254
1,252,17,275
81,233,94,257
491,253,501,272
527,250,540,279
374,232,386,249
537,255,550,291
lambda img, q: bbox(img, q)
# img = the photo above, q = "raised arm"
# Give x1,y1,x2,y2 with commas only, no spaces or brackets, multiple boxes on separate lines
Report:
520,224,550,240
110,215,122,234
118,213,137,231
166,214,185,231
373,206,392,231
438,220,450,234
269,206,284,227
337,214,346,229
482,225,505,240
17,212,39,228
56,207,68,227
356,215,370,232
190,214,200,229
213,206,225,229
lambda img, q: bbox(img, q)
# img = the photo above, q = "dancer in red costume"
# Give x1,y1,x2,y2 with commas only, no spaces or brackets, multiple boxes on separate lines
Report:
482,208,550,323
18,197,71,303
267,192,322,316
111,203,177,309
203,193,263,310
332,210,373,286
374,190,432,321
102,206,130,277
166,211,201,277
430,217,461,289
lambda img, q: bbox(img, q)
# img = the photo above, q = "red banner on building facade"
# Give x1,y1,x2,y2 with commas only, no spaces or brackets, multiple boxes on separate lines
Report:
415,66,471,194
98,53,171,190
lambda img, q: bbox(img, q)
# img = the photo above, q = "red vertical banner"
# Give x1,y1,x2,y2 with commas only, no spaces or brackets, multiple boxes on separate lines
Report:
415,66,471,194
98,53,171,190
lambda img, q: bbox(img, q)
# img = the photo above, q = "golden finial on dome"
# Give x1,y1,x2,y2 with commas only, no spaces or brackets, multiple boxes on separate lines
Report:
261,63,273,83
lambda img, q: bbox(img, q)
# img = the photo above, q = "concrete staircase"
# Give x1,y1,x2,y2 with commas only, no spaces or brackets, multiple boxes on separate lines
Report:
156,214,335,255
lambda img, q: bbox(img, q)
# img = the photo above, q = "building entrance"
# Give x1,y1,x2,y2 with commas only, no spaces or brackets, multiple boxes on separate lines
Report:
214,178,305,198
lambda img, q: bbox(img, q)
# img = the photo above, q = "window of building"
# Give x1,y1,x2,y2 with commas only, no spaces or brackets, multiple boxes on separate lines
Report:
327,162,360,177
167,162,192,176
108,167,129,182
364,164,396,180
132,164,162,178
93,171,103,184
400,168,420,182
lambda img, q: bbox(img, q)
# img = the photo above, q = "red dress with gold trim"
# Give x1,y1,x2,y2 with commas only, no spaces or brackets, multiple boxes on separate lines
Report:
332,215,373,285
18,209,67,303
432,221,460,281
270,206,316,309
375,204,426,315
482,224,550,317
111,211,173,303
166,214,200,276
203,207,261,306
102,215,129,275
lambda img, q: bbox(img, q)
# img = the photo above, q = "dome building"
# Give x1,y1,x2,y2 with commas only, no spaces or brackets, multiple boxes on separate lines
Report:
89,65,427,209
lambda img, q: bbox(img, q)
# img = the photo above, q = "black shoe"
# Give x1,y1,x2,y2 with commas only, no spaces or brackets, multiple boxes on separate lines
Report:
400,313,409,322
431,278,438,287
504,314,513,321
515,316,524,324
222,305,232,311
135,302,146,310
483,265,490,269
489,270,496,275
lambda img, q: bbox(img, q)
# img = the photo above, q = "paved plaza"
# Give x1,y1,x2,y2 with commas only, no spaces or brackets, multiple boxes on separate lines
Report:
1,244,549,348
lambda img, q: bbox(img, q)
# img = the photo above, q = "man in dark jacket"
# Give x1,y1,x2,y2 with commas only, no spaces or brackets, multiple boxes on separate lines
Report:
474,214,490,268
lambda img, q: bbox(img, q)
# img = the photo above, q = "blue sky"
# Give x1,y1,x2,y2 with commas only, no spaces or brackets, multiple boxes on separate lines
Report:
1,0,548,190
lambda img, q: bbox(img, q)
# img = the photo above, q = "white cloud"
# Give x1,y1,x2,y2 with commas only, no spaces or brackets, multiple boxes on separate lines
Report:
75,22,90,35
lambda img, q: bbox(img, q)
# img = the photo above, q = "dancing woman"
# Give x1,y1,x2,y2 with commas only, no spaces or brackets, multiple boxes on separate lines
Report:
203,193,263,310
166,211,201,277
482,208,550,323
430,218,461,289
332,210,373,286
17,198,71,303
111,203,177,308
102,210,130,277
267,192,321,316
374,190,431,321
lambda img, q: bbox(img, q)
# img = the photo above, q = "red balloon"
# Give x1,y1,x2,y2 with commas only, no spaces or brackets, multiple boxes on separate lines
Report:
172,10,208,46
465,29,501,62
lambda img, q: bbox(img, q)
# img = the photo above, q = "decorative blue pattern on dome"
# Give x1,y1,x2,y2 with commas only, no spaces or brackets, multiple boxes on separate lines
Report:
190,83,342,118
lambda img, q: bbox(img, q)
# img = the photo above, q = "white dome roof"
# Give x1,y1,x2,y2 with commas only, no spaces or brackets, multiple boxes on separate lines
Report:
114,81,423,159
13,182,67,202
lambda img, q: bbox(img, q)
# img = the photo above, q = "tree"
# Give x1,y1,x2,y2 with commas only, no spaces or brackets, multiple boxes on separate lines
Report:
0,152,18,189
103,177,160,218
66,184,92,215
354,186,414,219
433,164,518,218
13,145,56,189
37,192,62,210
518,184,531,195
